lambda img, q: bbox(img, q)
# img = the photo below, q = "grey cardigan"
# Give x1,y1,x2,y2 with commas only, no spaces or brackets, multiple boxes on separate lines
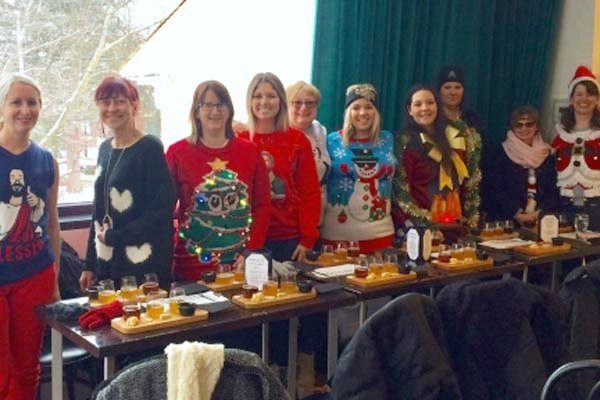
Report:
92,349,290,400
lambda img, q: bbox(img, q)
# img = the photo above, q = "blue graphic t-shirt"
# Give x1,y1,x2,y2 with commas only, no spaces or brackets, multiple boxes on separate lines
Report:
0,142,54,284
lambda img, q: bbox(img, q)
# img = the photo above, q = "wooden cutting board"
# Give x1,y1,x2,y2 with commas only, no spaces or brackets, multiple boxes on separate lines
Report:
111,309,208,334
231,288,317,309
198,280,244,292
304,257,353,267
346,271,417,288
512,242,571,256
432,257,494,272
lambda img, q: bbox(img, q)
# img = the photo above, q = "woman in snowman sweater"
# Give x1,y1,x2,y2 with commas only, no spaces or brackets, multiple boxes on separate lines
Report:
320,84,396,254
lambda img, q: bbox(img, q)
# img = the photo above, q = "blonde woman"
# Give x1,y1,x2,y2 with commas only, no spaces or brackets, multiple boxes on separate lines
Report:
320,84,396,253
238,73,320,261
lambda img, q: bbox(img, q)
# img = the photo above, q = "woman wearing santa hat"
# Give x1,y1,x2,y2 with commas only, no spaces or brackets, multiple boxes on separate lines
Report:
320,83,397,253
551,66,600,230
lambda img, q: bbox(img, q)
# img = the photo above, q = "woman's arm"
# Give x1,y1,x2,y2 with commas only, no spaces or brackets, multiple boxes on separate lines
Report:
247,148,271,250
47,157,61,300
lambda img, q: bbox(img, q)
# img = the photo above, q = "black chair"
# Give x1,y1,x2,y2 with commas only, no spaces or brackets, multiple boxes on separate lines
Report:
541,360,600,400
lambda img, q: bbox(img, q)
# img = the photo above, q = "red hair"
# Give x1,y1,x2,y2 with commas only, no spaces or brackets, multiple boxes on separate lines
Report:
94,75,139,104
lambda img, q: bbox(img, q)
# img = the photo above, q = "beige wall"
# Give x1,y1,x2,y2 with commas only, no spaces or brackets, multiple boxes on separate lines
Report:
542,0,598,136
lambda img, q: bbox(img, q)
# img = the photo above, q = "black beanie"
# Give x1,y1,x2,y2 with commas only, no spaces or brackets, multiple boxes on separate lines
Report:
436,66,465,90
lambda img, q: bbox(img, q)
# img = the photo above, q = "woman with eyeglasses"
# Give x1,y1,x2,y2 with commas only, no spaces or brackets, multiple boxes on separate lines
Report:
166,80,270,280
551,66,600,230
286,81,330,225
238,72,320,262
488,106,558,225
394,84,479,235
80,75,176,291
0,72,60,400
320,83,397,253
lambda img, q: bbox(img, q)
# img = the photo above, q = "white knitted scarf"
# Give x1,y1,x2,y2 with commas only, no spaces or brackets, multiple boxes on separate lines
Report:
165,341,225,400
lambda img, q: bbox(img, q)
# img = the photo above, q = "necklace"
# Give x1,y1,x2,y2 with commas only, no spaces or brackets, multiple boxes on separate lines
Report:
103,145,128,228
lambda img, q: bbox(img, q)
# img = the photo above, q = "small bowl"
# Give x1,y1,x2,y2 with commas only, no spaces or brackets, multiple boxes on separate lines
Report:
306,250,321,262
86,286,100,300
201,271,216,283
177,302,196,317
397,263,411,275
552,237,564,246
476,250,488,261
297,280,313,293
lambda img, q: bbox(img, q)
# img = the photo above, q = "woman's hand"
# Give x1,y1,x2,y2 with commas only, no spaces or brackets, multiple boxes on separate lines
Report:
514,211,538,226
96,222,109,244
291,244,310,262
79,270,96,292
233,254,245,271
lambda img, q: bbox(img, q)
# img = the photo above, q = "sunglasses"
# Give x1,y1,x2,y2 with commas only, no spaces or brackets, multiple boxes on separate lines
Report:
514,121,536,129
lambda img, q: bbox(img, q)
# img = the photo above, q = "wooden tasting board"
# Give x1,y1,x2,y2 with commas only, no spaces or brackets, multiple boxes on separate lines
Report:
111,309,208,335
346,271,418,288
476,232,519,241
512,242,571,257
89,288,168,308
231,288,317,309
198,280,244,292
304,257,353,268
432,257,494,272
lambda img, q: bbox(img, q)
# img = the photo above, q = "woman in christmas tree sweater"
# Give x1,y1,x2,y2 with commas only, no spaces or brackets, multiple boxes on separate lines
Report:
167,81,271,281
239,73,320,262
320,84,397,253
80,76,176,290
393,84,479,233
551,66,600,230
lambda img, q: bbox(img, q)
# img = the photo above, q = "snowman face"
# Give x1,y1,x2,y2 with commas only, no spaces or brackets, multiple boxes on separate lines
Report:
353,161,378,179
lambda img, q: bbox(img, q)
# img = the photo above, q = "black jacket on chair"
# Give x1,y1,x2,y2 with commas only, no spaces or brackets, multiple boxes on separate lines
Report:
435,278,568,400
330,293,462,400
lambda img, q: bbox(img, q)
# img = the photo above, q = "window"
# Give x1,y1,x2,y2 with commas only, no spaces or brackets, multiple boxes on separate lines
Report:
0,0,316,221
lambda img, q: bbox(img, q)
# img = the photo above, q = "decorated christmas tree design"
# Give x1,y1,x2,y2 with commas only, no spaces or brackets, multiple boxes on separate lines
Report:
179,158,252,264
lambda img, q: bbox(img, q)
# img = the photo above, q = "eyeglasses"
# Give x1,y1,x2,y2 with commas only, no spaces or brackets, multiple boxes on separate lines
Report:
514,121,536,129
199,102,227,111
291,100,317,110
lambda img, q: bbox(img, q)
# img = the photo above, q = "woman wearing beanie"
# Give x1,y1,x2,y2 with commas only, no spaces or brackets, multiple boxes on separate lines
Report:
320,83,397,253
394,84,478,235
551,66,600,230
489,106,558,225
238,72,320,261
436,65,484,226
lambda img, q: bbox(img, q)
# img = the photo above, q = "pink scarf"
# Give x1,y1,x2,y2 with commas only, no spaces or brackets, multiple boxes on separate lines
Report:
502,130,551,169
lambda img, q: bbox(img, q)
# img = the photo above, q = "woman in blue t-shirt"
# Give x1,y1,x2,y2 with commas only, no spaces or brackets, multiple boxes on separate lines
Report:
0,72,60,400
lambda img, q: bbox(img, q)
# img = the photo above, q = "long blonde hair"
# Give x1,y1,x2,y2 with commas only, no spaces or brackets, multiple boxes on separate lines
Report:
246,72,289,137
341,83,380,146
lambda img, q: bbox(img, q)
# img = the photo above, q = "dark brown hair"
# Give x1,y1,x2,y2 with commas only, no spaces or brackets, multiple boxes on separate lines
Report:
189,80,235,143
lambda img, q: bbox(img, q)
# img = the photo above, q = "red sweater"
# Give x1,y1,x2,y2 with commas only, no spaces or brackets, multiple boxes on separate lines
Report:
166,137,270,280
238,128,320,248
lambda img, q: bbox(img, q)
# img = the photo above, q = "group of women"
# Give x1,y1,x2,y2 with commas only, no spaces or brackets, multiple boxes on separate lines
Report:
1,63,599,398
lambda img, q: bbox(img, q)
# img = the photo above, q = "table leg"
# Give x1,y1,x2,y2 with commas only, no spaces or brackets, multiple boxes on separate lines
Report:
287,317,299,397
262,322,269,365
429,287,436,297
359,301,367,325
327,309,339,379
103,356,116,379
51,328,63,400
551,261,561,292
522,266,529,282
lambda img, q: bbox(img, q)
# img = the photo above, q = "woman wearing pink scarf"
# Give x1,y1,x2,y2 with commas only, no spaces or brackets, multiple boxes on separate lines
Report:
488,106,559,226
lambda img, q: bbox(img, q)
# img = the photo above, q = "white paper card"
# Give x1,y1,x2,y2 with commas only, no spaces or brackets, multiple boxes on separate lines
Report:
539,215,559,243
245,253,269,289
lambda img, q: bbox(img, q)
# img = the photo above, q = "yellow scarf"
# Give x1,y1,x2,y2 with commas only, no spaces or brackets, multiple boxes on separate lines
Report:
419,125,469,191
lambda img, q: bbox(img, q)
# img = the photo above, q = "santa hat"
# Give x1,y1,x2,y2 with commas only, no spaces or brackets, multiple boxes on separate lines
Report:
568,65,600,96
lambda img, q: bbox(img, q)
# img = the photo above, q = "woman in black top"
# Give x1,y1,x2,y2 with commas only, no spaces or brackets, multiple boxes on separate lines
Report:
80,76,176,290
488,106,558,225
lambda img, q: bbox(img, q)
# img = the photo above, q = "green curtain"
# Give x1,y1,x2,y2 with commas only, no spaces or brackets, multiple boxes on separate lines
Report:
312,0,562,144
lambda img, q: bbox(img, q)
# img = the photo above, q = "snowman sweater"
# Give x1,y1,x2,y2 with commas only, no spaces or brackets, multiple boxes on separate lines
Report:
84,135,176,287
238,128,320,248
320,131,396,253
166,137,271,280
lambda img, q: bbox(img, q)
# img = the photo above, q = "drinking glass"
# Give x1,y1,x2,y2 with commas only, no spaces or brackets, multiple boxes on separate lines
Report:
354,255,369,278
369,255,383,277
334,242,348,261
383,253,398,274
321,244,335,263
142,273,159,295
120,276,138,303
575,213,590,236
281,270,298,294
98,279,116,304
503,220,514,234
348,241,360,258
463,241,477,260
169,286,186,314
216,264,234,284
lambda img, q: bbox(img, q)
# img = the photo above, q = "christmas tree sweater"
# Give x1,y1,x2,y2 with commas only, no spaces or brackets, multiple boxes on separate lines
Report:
166,137,271,280
84,135,176,288
238,128,320,249
320,130,397,253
